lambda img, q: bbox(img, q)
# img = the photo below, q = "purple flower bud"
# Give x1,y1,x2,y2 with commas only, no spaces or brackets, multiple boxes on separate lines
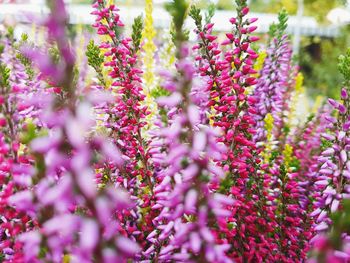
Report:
315,222,328,231
341,88,348,99
322,133,335,141
328,98,339,109
190,233,201,253
315,180,329,186
322,148,335,156
343,170,350,179
80,219,99,250
338,131,346,141
344,121,350,131
310,208,321,217
185,189,198,212
339,104,347,114
334,251,350,259
157,93,182,107
341,150,348,163
115,236,140,256
331,199,340,213
317,210,328,222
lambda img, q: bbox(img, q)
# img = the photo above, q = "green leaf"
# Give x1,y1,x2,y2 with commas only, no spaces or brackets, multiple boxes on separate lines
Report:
0,63,10,88
205,3,216,24
165,0,189,49
189,5,202,29
48,46,60,65
338,48,350,82
269,9,289,40
86,39,106,86
86,40,104,68
131,15,144,53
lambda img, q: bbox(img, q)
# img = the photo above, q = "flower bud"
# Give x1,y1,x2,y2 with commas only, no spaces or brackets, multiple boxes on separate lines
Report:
341,88,348,99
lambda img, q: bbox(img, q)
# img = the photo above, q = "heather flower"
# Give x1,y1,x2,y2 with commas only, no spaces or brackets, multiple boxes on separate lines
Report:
8,1,140,261
309,49,350,260
253,10,293,143
2,0,350,262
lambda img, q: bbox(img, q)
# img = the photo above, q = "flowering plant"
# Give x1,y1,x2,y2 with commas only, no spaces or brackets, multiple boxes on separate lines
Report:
1,0,350,262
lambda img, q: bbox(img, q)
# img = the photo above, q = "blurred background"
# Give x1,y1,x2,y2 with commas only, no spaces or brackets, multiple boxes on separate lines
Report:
1,0,350,99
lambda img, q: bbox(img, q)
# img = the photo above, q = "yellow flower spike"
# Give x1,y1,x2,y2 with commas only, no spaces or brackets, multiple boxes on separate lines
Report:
287,72,304,126
142,0,157,93
283,144,293,169
141,0,159,133
294,72,303,93
254,50,267,74
159,29,176,71
264,113,274,141
243,51,267,95
261,113,274,163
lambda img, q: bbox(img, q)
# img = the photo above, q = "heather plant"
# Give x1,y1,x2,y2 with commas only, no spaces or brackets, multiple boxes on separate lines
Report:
2,0,350,262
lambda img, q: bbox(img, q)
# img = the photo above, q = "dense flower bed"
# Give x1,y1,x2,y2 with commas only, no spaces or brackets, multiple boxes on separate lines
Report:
1,0,350,262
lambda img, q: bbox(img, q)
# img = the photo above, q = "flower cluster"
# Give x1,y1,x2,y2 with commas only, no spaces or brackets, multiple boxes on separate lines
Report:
2,0,350,262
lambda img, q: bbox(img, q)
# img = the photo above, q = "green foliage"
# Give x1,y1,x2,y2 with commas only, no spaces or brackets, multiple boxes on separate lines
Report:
338,48,350,83
165,0,189,49
21,33,29,42
20,121,47,145
6,27,14,41
290,157,301,171
0,63,11,88
72,65,79,89
189,3,215,28
20,122,38,145
205,3,216,25
150,85,170,98
216,0,235,10
269,9,288,40
301,22,350,98
269,150,279,164
250,0,338,23
15,33,35,80
307,113,315,122
86,39,106,86
38,246,48,258
329,199,350,249
86,40,104,69
218,174,234,193
189,5,202,29
131,15,144,53
283,124,290,136
49,46,60,64
321,137,334,150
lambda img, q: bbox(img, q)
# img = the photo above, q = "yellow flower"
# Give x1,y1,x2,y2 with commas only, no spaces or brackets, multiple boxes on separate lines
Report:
264,113,274,141
142,0,157,93
261,113,274,162
254,50,267,73
283,144,293,169
294,72,303,93
287,72,304,126
141,0,159,133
